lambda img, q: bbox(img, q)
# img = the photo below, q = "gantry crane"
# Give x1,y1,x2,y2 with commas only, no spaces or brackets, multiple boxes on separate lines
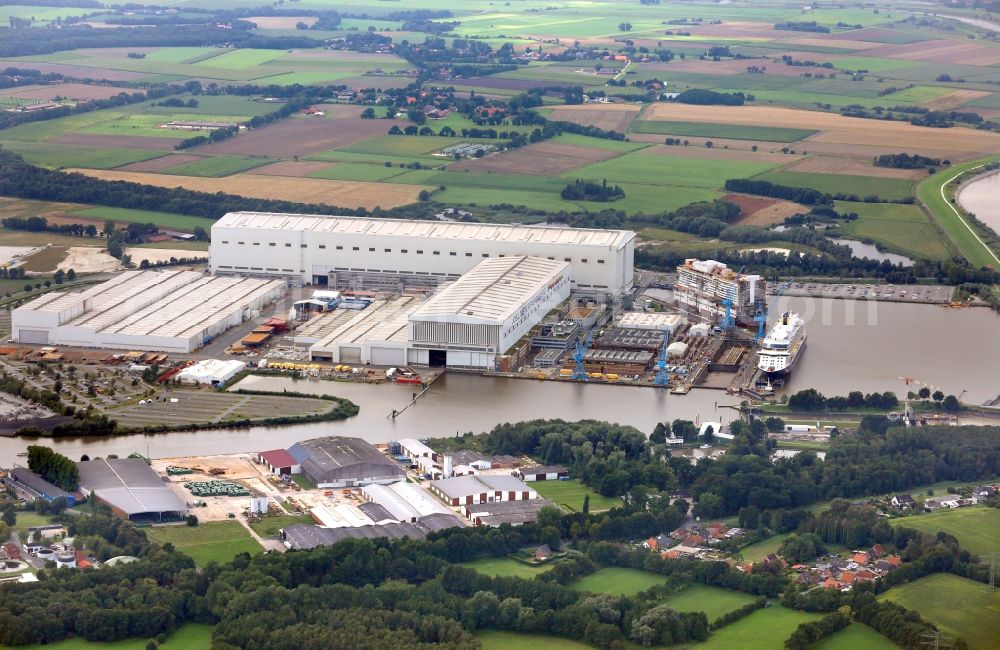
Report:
571,329,594,381
653,329,671,387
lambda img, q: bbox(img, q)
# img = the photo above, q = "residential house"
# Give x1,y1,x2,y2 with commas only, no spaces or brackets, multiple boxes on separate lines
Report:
851,552,869,566
870,544,884,559
971,485,997,503
891,494,915,509
535,544,552,561
762,554,787,570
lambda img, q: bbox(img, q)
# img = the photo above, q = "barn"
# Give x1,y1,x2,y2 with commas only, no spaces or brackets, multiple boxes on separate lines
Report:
258,449,301,476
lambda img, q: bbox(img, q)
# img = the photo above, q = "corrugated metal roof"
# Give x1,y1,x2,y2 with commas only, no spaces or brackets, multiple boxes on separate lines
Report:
409,256,568,323
215,212,633,248
77,459,186,516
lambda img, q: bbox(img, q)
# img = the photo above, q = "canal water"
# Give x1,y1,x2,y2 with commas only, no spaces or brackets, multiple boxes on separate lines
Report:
0,298,996,465
957,171,1000,235
828,239,914,267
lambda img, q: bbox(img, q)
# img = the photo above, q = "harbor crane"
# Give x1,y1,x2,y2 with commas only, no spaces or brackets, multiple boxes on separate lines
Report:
753,301,768,342
570,329,594,382
653,329,671,387
720,296,736,333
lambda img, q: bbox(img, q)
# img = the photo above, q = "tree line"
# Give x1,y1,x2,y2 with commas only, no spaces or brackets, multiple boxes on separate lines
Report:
26,444,79,491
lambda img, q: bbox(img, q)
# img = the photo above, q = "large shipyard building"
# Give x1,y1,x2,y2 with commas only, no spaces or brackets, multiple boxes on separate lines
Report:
210,211,634,295
673,259,765,322
11,270,284,353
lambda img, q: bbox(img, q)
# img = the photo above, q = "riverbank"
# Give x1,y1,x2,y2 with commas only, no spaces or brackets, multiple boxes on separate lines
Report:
955,167,1000,238
917,157,1000,268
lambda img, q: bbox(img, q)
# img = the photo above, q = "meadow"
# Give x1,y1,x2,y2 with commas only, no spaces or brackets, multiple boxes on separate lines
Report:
0,624,213,650
570,567,667,596
665,584,760,625
835,200,952,260
879,573,1000,650
889,506,1000,557
813,622,899,650
754,171,915,201
460,556,555,579
476,630,592,650
531,479,620,513
247,514,314,538
737,533,789,563
688,605,823,649
145,521,261,567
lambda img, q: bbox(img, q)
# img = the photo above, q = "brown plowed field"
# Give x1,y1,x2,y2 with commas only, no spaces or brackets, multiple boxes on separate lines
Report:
863,40,1000,65
450,141,621,175
923,89,991,111
628,132,789,152
723,193,805,226
0,83,131,101
0,61,146,81
247,161,336,176
641,104,1000,154
51,133,184,151
66,169,427,209
547,103,640,132
116,154,199,172
194,107,387,157
783,156,924,179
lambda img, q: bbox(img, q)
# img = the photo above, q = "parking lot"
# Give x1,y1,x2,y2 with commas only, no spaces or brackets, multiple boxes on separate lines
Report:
779,283,954,304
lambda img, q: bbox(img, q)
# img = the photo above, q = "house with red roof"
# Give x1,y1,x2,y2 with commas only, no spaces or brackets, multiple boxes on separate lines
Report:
258,449,302,476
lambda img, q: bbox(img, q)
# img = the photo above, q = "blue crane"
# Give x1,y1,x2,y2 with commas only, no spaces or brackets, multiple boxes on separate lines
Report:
720,296,735,333
653,329,671,387
753,302,768,342
570,329,594,381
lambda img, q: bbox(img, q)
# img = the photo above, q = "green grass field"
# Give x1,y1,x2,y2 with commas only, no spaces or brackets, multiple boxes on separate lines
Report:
460,556,555,579
0,624,213,650
71,207,213,232
0,140,166,169
146,521,261,566
917,158,1000,268
630,120,816,143
738,533,789,562
835,200,952,260
477,630,592,650
161,155,272,177
813,622,899,650
531,479,620,513
570,567,667,596
755,171,915,201
247,514,313,538
565,148,780,189
666,584,760,625
690,605,823,649
890,506,1000,558
879,574,1000,650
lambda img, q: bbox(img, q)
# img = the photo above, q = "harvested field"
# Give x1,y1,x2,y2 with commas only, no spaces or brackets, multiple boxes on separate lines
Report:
0,60,146,81
628,132,787,152
923,89,991,111
546,104,640,132
864,40,1000,65
646,58,803,77
56,246,121,273
783,156,924,179
247,160,336,176
724,193,804,226
0,83,129,101
644,144,794,164
641,104,1000,154
679,20,778,39
67,169,427,209
116,154,199,172
455,77,550,91
783,37,881,51
50,133,184,151
246,15,316,28
195,108,387,157
450,141,622,175
825,28,921,44
124,247,207,264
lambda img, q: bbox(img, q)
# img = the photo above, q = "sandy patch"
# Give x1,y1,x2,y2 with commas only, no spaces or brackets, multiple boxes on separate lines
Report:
247,161,336,177
246,16,317,29
0,246,41,266
724,193,805,226
57,246,121,273
66,169,428,210
641,104,1000,154
783,156,925,179
125,248,207,264
449,140,622,175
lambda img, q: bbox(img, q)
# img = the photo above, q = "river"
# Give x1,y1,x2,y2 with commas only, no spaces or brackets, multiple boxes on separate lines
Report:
0,298,996,465
956,171,1000,235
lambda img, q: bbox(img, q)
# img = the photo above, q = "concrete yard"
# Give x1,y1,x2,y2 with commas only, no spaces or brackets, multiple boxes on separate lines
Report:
778,282,955,304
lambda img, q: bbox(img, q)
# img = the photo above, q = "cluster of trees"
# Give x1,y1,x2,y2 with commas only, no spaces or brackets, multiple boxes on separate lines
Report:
784,611,851,649
155,97,199,108
777,532,827,563
873,153,944,169
724,178,828,205
774,20,831,33
561,179,625,202
786,388,900,412
26,445,79,491
673,89,747,106
2,216,98,237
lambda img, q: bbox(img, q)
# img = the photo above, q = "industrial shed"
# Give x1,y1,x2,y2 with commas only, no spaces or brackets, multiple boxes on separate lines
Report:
429,474,536,507
6,468,76,506
77,458,186,521
287,436,403,488
177,359,246,386
11,270,285,353
306,296,422,365
361,481,453,522
257,449,301,476
280,512,464,550
464,499,557,527
515,466,569,482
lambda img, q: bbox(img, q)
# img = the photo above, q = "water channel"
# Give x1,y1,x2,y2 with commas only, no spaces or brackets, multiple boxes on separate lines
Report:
0,297,997,465
827,239,914,266
956,171,1000,235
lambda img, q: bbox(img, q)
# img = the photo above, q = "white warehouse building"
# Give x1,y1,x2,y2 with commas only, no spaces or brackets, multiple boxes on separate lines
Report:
11,270,285,353
407,256,570,369
209,211,634,295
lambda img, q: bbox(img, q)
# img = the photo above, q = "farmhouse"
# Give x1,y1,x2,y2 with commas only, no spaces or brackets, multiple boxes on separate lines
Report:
77,458,186,521
429,474,537,506
287,436,403,488
209,211,634,295
891,494,916,509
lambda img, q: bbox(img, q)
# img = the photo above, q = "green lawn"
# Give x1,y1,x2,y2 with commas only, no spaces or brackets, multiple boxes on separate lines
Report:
161,155,272,177
566,148,780,189
813,622,898,650
0,140,165,169
917,158,1000,268
630,120,816,143
571,567,667,596
890,506,1000,557
834,200,952,260
194,48,288,69
755,171,915,201
738,533,789,562
879,573,1000,650
666,584,760,625
71,207,213,232
477,630,593,650
309,162,412,182
689,605,823,649
11,511,53,529
248,514,314,538
146,521,261,566
531,479,620,513
460,556,555,579
0,623,213,650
